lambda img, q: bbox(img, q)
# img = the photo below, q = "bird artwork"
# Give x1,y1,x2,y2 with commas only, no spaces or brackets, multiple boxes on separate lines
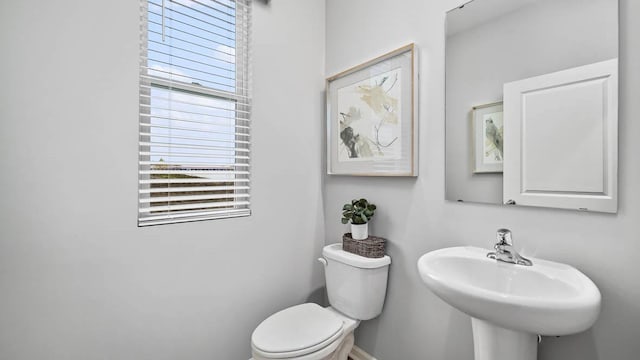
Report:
484,117,503,161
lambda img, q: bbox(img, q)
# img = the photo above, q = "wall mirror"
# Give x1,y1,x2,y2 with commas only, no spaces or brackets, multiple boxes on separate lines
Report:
445,0,619,213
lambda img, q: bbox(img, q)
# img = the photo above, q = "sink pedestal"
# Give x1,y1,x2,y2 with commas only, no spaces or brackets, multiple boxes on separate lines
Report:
471,318,537,360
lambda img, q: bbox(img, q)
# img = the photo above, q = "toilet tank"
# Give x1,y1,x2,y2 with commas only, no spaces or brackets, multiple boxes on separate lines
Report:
321,243,391,320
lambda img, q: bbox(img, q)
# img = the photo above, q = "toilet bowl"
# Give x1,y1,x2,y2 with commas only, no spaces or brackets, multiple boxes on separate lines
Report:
250,244,391,360
251,304,359,360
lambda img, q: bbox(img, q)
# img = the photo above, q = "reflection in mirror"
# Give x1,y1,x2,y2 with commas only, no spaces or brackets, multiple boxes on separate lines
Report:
445,0,618,210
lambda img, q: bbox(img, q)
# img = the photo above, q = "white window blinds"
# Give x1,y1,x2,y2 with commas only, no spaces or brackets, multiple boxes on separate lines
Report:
138,0,251,226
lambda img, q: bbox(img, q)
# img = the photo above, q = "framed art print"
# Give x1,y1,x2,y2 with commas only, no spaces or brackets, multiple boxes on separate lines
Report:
472,101,504,173
326,44,418,176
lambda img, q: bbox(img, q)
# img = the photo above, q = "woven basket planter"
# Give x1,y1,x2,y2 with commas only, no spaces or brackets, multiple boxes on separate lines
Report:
342,233,386,258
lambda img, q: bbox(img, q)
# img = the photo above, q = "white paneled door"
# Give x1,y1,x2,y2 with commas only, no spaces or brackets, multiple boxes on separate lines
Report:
503,59,618,213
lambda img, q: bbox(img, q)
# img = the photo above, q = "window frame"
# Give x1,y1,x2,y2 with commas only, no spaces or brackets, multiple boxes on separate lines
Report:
138,0,251,226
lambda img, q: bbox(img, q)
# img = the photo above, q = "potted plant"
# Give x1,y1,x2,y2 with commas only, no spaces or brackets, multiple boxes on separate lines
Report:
341,198,376,240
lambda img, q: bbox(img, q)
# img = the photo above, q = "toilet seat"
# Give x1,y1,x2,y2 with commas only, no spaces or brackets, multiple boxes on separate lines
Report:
251,303,345,358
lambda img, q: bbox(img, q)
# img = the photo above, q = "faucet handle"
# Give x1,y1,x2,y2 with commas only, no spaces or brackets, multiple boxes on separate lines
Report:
496,228,512,245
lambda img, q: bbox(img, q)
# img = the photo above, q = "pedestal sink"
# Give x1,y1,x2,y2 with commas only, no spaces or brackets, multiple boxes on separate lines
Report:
417,246,601,360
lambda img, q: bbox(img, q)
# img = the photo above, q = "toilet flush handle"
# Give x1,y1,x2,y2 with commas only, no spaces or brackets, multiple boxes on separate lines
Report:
317,257,328,267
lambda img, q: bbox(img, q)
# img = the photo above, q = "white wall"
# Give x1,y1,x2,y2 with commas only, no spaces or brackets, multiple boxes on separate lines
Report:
325,0,640,359
445,0,618,204
0,1,325,359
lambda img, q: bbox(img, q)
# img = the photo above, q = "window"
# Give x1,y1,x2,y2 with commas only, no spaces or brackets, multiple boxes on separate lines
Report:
138,0,251,226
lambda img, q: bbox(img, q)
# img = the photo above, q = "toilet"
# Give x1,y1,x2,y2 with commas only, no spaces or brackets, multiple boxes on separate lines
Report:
251,243,391,360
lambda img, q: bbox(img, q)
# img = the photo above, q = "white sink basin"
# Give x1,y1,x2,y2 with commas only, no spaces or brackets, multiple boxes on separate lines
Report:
418,246,601,360
418,246,601,335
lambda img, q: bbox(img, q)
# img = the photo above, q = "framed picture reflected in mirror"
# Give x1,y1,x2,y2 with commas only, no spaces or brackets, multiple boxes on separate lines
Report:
472,101,503,174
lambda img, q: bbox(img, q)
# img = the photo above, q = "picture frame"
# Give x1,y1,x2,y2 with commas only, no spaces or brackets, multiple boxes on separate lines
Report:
326,44,418,176
472,101,504,173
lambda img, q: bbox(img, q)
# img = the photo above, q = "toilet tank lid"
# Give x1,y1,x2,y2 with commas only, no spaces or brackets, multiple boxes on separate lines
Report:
322,243,391,269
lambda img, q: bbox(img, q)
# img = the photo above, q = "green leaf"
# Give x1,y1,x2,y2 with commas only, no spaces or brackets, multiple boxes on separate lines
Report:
342,198,374,225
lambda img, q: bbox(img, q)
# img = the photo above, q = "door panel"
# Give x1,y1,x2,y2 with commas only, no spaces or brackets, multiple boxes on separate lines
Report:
503,59,617,213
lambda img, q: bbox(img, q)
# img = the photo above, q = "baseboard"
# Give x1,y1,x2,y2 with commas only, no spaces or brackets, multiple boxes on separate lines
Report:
349,345,378,360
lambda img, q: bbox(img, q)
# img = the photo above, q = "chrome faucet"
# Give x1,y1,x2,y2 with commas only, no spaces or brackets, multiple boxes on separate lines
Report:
487,228,533,266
